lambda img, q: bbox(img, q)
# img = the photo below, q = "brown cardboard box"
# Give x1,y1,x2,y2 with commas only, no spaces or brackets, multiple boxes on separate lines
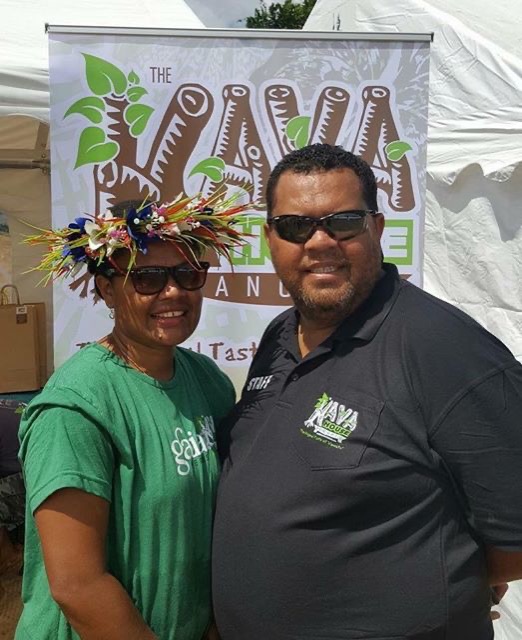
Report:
0,285,47,393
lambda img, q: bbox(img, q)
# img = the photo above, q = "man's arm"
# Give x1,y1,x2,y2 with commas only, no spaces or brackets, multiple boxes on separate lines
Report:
36,488,157,640
486,547,522,586
429,367,522,581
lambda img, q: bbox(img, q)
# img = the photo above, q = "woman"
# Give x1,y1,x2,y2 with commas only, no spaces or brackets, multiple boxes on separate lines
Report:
16,195,248,639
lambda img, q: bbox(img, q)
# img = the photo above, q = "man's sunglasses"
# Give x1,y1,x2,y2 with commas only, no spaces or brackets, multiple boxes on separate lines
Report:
103,262,210,295
267,210,378,244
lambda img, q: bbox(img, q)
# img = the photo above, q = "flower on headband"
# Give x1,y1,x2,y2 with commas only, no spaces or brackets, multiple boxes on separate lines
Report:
70,217,88,231
24,191,253,286
61,217,92,262
84,221,104,251
126,204,153,253
61,243,87,262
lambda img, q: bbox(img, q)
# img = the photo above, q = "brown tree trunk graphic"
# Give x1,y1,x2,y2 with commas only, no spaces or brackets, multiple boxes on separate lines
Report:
92,85,213,214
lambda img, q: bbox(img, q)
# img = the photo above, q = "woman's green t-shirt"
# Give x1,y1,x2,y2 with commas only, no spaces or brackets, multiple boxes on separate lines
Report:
16,343,235,640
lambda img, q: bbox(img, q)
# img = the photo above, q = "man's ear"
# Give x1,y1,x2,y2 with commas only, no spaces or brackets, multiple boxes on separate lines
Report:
95,274,115,307
264,222,274,255
374,213,385,239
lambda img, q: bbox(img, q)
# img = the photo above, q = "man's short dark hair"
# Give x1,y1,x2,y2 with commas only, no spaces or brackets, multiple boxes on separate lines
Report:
265,143,378,217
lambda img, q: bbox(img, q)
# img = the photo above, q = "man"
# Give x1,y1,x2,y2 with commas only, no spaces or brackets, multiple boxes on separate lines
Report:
212,143,522,640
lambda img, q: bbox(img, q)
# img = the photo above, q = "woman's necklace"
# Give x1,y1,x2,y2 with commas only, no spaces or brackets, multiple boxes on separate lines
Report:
99,333,149,375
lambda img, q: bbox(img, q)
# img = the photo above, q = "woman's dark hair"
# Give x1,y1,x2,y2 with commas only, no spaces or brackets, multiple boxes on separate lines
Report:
265,143,378,217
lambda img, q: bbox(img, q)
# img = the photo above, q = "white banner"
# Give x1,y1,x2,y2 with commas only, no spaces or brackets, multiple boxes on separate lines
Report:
48,27,430,390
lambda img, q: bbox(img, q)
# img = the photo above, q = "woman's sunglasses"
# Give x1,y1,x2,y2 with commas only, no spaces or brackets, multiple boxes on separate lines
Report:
267,210,378,244
103,262,210,295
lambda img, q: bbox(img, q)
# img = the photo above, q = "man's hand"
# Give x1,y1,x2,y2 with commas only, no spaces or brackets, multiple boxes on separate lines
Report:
490,583,509,621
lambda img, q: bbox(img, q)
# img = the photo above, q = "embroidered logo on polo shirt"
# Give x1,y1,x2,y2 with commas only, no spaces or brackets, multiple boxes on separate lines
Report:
302,393,358,449
246,374,273,391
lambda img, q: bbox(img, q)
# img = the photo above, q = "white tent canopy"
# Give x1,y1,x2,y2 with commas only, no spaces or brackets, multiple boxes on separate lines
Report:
306,1,522,637
0,0,204,375
184,0,262,27
0,0,203,146
306,0,522,366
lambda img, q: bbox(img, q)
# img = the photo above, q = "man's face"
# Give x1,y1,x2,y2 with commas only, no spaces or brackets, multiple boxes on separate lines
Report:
96,241,203,350
265,168,385,327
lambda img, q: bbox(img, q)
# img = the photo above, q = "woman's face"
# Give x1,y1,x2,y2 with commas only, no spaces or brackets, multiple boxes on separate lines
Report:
96,242,204,351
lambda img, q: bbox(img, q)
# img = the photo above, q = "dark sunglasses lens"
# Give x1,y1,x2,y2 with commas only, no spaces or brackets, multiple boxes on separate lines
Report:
274,217,314,243
173,263,209,290
326,212,366,239
131,269,167,295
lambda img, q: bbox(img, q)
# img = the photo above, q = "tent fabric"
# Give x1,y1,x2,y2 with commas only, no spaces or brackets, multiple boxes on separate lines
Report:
184,0,262,27
0,0,204,141
305,0,522,367
306,1,522,637
308,0,522,184
0,117,49,168
0,168,53,377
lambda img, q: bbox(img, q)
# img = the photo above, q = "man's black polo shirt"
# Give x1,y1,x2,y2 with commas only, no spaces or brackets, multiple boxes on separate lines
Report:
212,263,522,640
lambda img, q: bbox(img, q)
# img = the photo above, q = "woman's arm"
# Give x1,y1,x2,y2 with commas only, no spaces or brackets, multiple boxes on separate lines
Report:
35,488,157,640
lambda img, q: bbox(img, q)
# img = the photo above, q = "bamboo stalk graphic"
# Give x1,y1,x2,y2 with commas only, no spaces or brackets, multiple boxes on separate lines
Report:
264,85,300,157
353,86,415,212
203,84,270,202
309,86,350,145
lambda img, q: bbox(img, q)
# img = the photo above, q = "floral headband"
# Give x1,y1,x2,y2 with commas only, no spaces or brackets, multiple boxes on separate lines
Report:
25,192,251,283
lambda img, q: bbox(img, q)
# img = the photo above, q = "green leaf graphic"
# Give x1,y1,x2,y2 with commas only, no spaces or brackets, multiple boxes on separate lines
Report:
83,53,128,97
314,392,329,409
64,97,105,124
128,70,140,84
188,157,226,182
385,141,412,162
124,104,154,137
127,86,148,103
75,127,119,168
286,116,311,150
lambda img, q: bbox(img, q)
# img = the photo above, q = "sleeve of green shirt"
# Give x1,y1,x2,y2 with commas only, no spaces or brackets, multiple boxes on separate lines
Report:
19,387,115,514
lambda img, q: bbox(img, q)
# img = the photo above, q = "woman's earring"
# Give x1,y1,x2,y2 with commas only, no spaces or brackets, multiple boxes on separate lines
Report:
108,308,115,320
